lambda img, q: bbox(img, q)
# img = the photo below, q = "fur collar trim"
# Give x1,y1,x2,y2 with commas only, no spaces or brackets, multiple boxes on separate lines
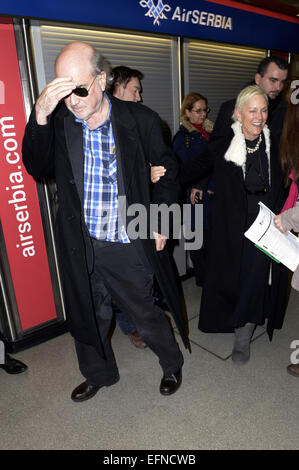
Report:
181,116,214,134
224,121,271,176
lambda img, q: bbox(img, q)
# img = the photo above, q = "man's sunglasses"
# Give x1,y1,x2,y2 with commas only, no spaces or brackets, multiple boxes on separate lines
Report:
71,75,97,97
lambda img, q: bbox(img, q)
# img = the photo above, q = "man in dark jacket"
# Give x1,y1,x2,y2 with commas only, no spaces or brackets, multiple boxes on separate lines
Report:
22,42,187,402
212,56,288,141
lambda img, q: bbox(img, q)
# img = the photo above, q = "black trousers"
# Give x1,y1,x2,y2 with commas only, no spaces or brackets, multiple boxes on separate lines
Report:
75,239,183,386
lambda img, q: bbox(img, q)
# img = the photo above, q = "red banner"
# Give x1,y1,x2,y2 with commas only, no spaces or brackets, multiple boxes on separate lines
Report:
0,20,57,330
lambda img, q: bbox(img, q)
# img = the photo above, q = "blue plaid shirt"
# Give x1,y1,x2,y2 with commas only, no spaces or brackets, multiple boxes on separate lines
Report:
75,95,129,243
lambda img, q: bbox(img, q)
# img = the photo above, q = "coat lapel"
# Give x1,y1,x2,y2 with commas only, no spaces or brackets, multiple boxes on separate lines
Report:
218,134,245,192
110,97,138,195
64,112,85,206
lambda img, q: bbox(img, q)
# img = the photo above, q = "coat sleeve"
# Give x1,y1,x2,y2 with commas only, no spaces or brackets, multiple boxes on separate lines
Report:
291,265,299,292
145,113,179,207
210,99,235,142
174,129,212,192
192,175,210,192
179,145,213,186
280,206,299,291
22,106,55,179
173,131,188,164
280,206,299,233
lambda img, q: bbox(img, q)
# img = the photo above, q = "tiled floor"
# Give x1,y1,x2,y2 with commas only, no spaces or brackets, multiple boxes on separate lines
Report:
1,277,299,450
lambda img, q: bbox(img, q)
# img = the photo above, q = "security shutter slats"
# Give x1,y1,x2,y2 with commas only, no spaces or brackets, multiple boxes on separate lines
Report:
185,39,266,122
33,22,268,138
35,23,177,134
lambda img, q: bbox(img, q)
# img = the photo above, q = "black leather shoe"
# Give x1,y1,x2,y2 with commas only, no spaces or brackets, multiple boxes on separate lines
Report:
159,368,182,396
0,354,28,375
71,376,119,403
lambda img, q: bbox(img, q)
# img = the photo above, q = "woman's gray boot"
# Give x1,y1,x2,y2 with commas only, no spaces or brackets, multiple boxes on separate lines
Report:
232,323,256,365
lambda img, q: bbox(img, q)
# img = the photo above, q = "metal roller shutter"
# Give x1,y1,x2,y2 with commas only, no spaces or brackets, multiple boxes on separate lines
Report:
184,39,266,122
30,22,179,135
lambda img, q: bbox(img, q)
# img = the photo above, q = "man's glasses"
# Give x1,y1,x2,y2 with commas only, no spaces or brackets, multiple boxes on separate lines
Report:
71,75,97,97
191,107,210,114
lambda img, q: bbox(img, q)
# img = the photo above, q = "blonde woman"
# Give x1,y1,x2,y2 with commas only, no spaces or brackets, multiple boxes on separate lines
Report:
180,85,289,364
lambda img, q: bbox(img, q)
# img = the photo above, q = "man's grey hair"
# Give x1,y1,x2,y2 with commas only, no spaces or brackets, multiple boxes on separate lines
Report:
91,48,113,90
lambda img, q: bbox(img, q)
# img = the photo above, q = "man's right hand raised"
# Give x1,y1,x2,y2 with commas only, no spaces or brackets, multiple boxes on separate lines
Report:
35,77,77,125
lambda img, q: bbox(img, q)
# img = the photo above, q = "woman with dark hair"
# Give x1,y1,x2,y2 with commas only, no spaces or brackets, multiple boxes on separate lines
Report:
274,87,299,377
173,92,214,286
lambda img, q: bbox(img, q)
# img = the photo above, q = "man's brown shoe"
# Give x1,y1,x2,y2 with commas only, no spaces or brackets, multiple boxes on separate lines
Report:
127,331,147,349
287,363,299,377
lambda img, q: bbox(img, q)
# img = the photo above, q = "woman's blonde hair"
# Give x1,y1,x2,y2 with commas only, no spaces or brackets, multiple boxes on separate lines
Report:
232,85,268,121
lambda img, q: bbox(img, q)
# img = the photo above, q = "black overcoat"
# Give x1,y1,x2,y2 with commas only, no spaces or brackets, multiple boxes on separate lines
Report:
180,131,289,340
22,95,188,350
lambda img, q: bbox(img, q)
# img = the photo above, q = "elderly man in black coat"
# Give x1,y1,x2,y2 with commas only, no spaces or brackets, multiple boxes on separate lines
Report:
22,41,187,402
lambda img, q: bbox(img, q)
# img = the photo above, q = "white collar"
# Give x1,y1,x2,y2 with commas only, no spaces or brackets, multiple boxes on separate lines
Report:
224,121,270,176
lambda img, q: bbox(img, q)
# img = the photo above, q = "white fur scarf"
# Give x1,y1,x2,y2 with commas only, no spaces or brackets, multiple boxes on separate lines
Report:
224,121,271,180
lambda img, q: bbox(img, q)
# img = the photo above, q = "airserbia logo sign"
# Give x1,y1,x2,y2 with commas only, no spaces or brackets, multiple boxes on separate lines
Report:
139,0,233,30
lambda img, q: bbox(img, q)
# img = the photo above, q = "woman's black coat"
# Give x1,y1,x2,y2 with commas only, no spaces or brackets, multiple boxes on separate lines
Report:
180,131,289,340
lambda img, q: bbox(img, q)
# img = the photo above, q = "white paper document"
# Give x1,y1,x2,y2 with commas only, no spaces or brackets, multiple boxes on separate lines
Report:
244,202,299,272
